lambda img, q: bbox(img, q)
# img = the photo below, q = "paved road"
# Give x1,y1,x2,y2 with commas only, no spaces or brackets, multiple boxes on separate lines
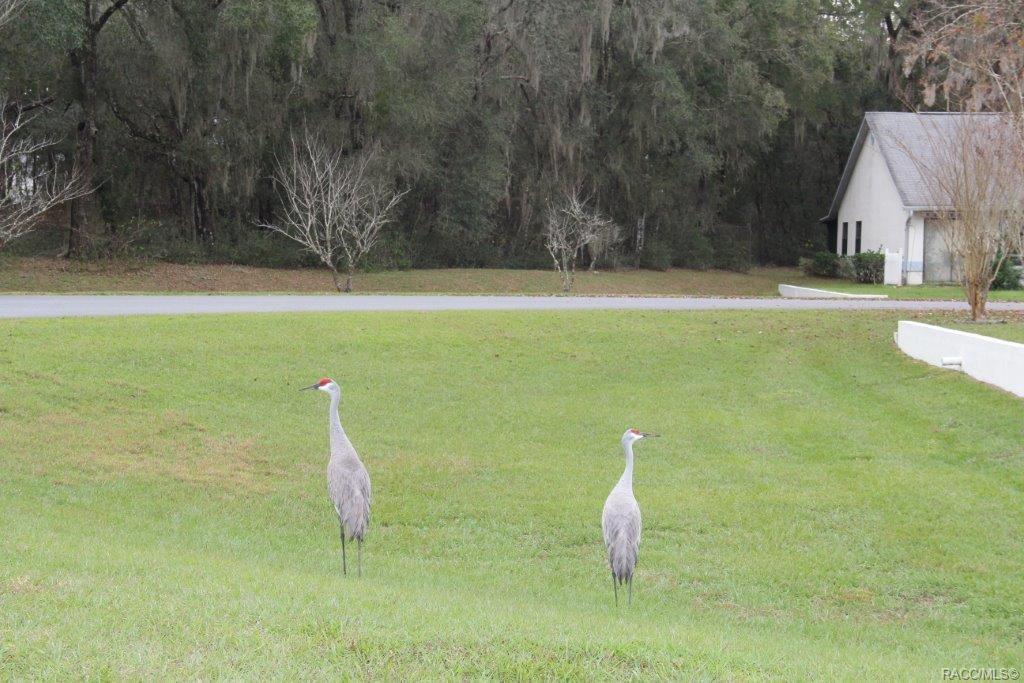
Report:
1,294,1023,318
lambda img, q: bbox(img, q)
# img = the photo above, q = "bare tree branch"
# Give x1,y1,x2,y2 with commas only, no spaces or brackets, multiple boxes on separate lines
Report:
544,188,615,292
895,114,1024,320
0,0,27,31
258,132,406,292
0,96,93,249
93,0,133,33
3,95,56,118
901,0,1024,121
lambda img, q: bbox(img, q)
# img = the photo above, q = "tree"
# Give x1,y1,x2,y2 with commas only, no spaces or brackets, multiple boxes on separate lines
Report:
0,96,89,248
0,0,909,270
0,0,27,30
896,1,1024,318
260,133,406,292
99,0,317,244
587,217,621,271
900,115,1024,320
900,1,1024,117
63,0,134,257
544,189,614,293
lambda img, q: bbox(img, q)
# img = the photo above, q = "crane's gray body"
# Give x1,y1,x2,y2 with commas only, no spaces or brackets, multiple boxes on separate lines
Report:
327,448,371,543
603,432,652,605
326,389,371,543
602,484,641,585
602,447,641,586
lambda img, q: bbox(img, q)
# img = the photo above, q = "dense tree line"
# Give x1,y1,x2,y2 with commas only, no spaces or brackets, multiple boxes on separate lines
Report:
1,0,908,269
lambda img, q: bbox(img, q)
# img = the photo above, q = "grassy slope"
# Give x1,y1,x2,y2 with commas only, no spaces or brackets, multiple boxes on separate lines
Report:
6,256,1024,300
0,257,795,296
1,310,1022,678
794,277,1024,301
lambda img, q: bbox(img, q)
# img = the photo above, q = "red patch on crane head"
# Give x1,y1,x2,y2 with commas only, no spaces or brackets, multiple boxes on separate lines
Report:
629,428,641,435
318,378,333,387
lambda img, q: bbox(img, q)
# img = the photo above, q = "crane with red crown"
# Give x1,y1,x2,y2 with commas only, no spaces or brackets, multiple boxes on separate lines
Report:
602,428,658,605
301,377,372,576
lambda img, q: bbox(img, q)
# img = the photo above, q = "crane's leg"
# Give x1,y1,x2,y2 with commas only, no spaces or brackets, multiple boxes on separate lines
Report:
339,521,347,575
628,576,633,606
612,573,618,607
357,539,362,577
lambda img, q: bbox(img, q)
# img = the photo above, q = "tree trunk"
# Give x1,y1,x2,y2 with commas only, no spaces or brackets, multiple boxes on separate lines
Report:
63,0,133,257
65,33,100,259
344,265,354,293
339,0,354,34
328,265,343,292
966,279,987,321
634,214,645,269
191,175,214,243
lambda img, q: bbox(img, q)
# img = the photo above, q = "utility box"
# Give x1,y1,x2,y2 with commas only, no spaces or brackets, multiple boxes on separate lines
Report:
884,249,903,286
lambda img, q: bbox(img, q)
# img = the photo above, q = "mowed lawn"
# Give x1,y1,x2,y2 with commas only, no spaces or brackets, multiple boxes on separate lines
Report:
793,277,1024,302
1,311,1022,678
0,256,794,296
5,256,1024,300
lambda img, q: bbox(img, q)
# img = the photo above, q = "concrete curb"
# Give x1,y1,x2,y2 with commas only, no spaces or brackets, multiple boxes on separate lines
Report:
778,284,888,300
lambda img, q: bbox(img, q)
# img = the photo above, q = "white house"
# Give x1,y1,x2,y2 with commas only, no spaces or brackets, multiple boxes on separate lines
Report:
820,112,996,285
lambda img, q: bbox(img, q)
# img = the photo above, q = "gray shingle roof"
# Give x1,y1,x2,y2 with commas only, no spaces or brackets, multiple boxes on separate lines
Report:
821,112,1003,222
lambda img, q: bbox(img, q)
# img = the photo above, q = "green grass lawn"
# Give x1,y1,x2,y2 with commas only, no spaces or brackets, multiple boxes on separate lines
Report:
5,255,1024,301
794,276,1024,301
1,310,1022,678
0,256,798,296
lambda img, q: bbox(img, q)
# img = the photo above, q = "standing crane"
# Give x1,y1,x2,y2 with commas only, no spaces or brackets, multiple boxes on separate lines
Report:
602,428,658,605
301,377,371,576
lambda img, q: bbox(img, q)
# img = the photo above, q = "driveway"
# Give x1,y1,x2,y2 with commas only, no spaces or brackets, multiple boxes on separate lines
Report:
2,294,1024,318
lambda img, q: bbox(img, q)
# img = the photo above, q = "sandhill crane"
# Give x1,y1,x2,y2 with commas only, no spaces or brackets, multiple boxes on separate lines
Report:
602,428,658,605
301,377,371,576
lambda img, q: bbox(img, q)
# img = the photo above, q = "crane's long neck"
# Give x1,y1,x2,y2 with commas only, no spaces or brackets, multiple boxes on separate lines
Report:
327,391,353,459
616,441,635,493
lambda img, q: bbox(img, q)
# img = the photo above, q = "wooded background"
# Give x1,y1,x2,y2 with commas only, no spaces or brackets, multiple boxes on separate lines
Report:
1,0,919,270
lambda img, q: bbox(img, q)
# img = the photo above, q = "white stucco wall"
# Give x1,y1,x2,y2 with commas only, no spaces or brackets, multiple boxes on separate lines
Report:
896,321,1024,398
836,132,908,259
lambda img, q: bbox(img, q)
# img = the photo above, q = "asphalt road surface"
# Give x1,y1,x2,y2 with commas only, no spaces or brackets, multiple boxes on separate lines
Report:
1,294,1023,318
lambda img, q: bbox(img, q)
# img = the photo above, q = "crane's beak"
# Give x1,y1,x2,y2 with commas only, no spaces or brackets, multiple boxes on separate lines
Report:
640,432,660,438
299,383,319,391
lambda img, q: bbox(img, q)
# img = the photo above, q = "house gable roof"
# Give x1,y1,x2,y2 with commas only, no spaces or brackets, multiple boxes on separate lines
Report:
820,112,1003,222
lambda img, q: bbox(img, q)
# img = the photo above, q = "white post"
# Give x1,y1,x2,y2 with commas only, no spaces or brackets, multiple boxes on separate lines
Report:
884,249,903,286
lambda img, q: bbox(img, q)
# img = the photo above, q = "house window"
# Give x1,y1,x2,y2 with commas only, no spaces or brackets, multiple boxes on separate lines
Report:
841,222,848,255
855,221,862,254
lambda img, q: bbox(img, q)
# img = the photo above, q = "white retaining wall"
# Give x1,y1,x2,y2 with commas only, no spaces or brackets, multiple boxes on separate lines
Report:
778,284,887,299
896,321,1024,397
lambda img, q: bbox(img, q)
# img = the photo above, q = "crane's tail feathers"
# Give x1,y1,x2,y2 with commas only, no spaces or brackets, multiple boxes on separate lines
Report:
608,531,638,585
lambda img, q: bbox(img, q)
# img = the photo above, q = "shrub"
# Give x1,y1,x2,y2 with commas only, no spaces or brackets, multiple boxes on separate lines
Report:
801,251,840,278
640,237,672,271
839,255,856,280
851,250,884,284
670,228,714,270
709,222,752,273
992,254,1023,290
713,243,752,273
207,230,312,268
362,231,414,271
